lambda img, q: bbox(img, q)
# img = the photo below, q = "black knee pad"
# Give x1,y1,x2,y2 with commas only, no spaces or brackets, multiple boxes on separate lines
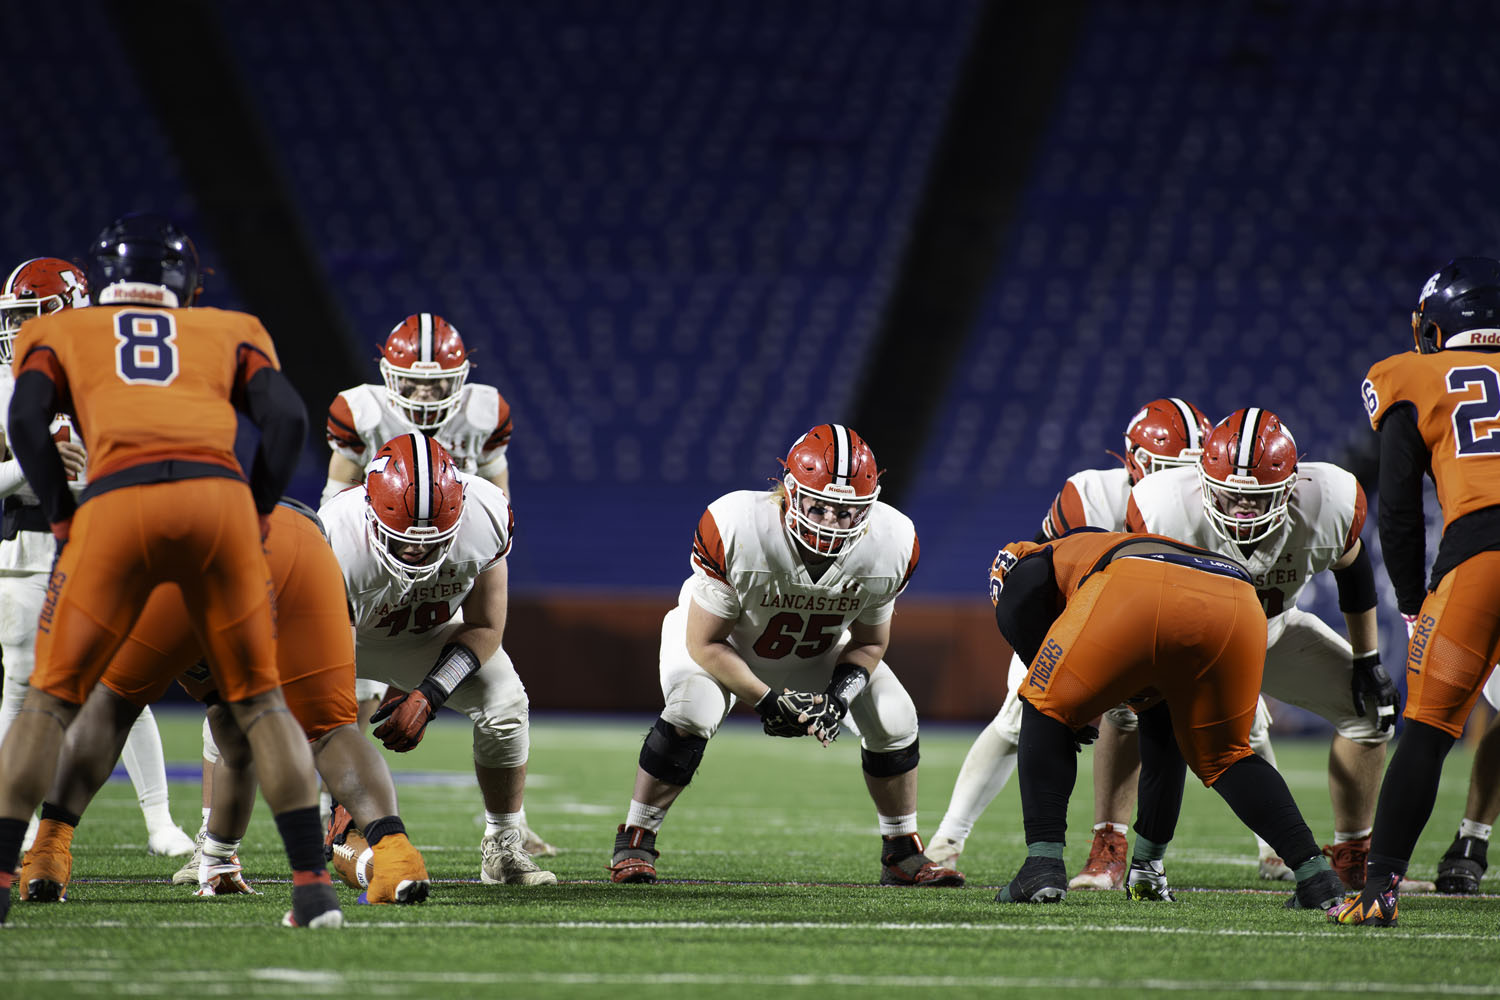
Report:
639,717,708,787
862,739,920,778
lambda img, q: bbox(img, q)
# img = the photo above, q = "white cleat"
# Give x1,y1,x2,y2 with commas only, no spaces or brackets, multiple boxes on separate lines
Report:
480,829,558,886
172,831,207,885
147,824,197,858
925,835,963,867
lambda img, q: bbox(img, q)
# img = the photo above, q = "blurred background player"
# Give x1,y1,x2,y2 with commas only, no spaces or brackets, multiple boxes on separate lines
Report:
1126,407,1405,893
1333,258,1500,926
928,398,1289,885
20,499,429,906
0,213,339,928
320,314,551,854
608,424,963,887
986,528,1345,912
0,257,194,860
320,433,555,886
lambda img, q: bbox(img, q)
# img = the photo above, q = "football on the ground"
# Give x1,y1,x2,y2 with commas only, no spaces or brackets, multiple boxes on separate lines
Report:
330,829,374,890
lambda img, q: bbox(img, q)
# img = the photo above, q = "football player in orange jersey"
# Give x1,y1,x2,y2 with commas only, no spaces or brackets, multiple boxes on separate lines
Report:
987,529,1345,912
0,257,195,860
20,499,430,906
0,213,339,928
1332,258,1500,926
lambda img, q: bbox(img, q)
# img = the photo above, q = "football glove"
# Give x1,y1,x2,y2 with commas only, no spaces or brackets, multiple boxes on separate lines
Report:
1072,724,1100,752
755,688,821,738
807,663,869,745
1351,650,1400,732
370,686,437,752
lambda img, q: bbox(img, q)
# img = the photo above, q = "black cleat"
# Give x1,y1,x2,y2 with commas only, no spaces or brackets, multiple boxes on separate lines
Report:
996,855,1067,904
1435,834,1487,895
1287,868,1347,911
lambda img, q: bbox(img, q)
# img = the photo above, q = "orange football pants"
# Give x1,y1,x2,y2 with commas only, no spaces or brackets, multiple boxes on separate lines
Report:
1404,551,1500,738
100,503,357,739
1019,555,1268,785
32,477,279,706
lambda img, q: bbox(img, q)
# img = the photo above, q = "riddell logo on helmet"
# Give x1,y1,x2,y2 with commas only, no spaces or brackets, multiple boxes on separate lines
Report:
1450,329,1500,347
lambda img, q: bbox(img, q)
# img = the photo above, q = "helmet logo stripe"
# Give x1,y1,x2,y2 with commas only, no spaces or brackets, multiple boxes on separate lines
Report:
831,423,851,484
409,433,432,521
1236,408,1264,473
1168,397,1200,450
418,313,434,364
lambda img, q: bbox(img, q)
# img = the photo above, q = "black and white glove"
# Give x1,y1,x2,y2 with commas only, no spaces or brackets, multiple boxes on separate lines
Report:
1351,650,1400,732
755,688,822,738
805,663,870,745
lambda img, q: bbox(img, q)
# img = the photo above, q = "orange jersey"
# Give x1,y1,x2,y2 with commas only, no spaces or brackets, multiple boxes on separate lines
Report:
1363,349,1500,528
11,305,279,483
989,528,1239,604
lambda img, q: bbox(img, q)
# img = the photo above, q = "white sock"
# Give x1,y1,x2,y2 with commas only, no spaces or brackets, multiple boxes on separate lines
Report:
1460,819,1493,841
484,810,524,837
121,706,172,823
199,808,211,833
878,812,918,838
201,834,240,879
1334,827,1373,844
625,801,667,833
931,721,1018,843
1095,821,1128,837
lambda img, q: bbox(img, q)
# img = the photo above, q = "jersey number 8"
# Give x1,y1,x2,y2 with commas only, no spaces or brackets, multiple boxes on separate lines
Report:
113,311,180,386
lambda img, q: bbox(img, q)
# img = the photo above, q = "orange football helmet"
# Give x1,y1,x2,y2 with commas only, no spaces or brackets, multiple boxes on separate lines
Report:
1198,407,1299,544
0,257,88,363
1121,398,1212,484
781,424,881,556
378,313,471,430
364,433,465,582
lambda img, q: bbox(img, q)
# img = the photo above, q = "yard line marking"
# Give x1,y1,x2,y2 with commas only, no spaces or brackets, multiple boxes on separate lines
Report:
8,968,1498,995
10,918,1499,942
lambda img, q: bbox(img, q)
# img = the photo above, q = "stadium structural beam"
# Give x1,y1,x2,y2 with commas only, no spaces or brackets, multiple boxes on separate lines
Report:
850,0,1090,504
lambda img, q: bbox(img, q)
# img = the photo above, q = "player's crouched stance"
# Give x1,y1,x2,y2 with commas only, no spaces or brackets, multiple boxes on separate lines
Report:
322,433,555,887
987,529,1345,912
609,424,962,888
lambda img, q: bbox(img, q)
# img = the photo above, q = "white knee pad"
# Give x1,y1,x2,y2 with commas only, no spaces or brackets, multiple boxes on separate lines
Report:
1102,704,1139,733
471,710,530,769
847,662,918,753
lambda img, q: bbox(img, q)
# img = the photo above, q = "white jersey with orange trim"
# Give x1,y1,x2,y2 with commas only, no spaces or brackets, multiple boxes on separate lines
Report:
682,489,918,674
0,365,87,575
320,471,513,645
325,382,511,480
1126,462,1368,645
1040,466,1132,538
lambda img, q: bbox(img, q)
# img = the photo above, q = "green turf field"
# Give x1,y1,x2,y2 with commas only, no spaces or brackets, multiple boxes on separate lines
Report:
3,710,1496,998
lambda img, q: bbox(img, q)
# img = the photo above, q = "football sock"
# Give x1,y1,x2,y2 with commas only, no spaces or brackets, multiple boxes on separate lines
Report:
0,816,27,875
121,706,172,815
484,810,524,838
273,806,329,876
363,816,406,847
1131,835,1168,863
1333,827,1372,844
624,801,667,833
1096,822,1128,837
1459,818,1492,841
877,812,918,838
1026,841,1065,860
1133,702,1186,846
1017,702,1078,845
933,719,1018,842
1293,854,1333,881
38,802,80,829
1370,719,1455,868
1210,753,1321,870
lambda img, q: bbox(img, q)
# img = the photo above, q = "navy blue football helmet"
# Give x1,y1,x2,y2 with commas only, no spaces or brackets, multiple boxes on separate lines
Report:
1413,257,1500,353
86,213,200,308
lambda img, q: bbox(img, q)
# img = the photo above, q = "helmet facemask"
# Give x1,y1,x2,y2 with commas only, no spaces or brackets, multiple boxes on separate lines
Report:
363,502,461,583
782,474,879,557
1199,468,1296,544
379,358,469,430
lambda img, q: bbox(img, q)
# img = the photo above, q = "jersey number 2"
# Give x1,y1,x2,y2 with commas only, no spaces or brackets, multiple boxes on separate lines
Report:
114,311,180,386
1449,365,1500,456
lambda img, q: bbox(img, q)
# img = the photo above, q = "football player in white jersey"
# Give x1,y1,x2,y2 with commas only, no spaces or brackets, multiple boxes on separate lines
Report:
319,314,551,855
0,257,194,858
928,398,1294,887
319,433,555,886
1123,407,1408,893
608,424,964,887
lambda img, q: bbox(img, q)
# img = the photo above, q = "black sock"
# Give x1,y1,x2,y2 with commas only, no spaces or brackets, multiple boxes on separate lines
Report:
1133,702,1186,846
1369,719,1455,875
0,817,26,874
363,816,406,847
1018,701,1078,845
39,802,80,828
1211,753,1320,870
274,806,328,873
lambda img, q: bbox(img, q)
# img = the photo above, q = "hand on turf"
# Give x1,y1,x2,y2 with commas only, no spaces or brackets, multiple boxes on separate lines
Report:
370,687,436,752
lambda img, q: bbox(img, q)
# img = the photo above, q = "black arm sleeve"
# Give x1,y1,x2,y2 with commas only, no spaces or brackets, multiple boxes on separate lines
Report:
1375,404,1430,614
992,547,1063,665
6,369,75,525
239,368,308,514
1332,541,1378,613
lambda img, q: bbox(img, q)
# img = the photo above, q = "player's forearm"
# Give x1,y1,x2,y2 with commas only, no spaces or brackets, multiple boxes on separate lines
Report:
689,640,769,704
241,369,308,513
1342,607,1379,657
6,371,74,525
443,623,503,665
